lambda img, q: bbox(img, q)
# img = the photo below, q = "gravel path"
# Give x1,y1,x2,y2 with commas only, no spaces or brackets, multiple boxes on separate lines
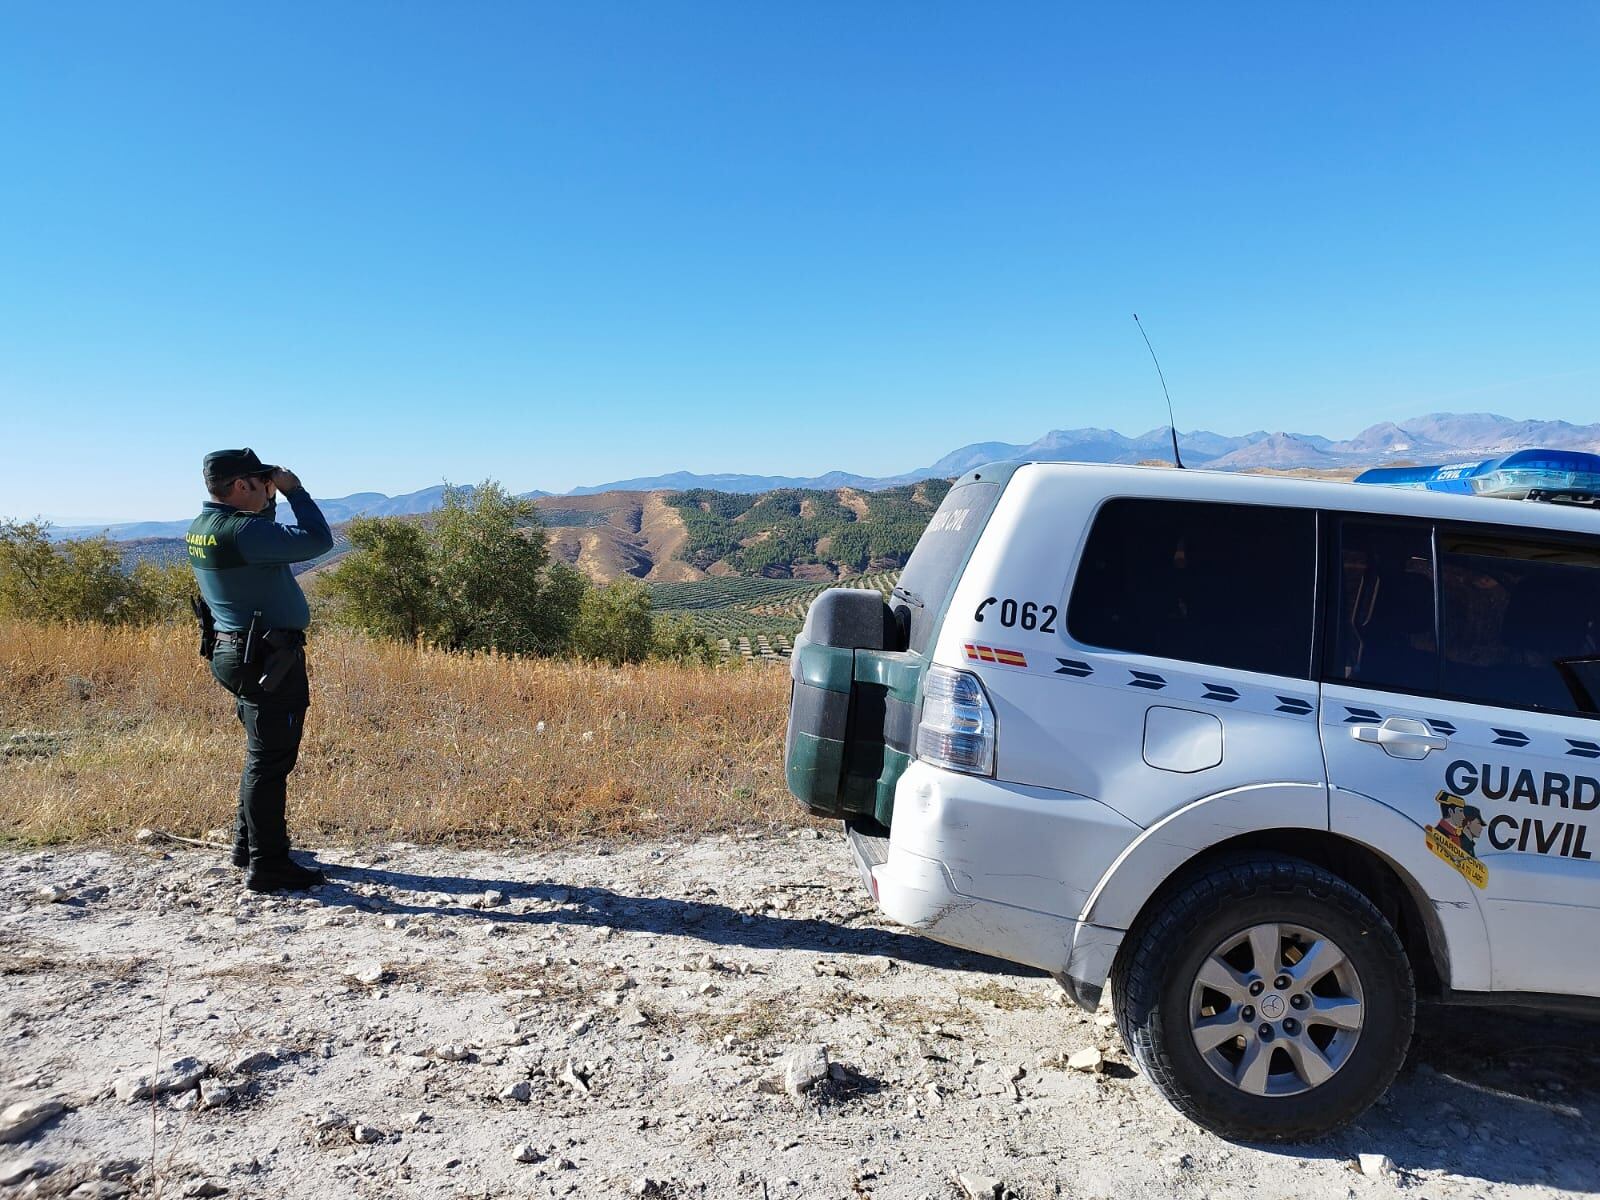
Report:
2,831,1598,1198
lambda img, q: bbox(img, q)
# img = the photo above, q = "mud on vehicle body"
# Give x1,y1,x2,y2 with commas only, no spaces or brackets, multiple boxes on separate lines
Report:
786,455,1600,1139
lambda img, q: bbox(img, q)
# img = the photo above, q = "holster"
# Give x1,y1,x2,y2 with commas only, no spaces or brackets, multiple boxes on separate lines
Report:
191,595,217,661
257,629,307,692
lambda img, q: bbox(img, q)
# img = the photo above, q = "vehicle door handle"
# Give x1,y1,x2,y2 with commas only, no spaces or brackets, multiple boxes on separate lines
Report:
1351,717,1447,760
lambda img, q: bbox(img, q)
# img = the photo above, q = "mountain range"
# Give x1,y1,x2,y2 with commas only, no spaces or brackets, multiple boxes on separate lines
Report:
48,412,1600,541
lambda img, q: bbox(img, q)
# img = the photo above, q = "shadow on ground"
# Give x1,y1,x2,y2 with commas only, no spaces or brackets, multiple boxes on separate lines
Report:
296,855,1600,1189
307,855,1039,978
1235,1005,1600,1189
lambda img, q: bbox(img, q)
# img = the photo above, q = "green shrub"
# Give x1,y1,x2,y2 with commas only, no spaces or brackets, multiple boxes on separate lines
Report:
0,520,186,625
322,482,587,657
572,578,655,665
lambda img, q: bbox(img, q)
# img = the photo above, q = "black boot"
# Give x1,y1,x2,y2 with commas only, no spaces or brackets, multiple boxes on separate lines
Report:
231,840,250,868
245,857,326,893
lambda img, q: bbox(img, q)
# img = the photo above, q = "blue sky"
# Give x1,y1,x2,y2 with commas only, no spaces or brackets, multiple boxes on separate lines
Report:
2,3,1597,523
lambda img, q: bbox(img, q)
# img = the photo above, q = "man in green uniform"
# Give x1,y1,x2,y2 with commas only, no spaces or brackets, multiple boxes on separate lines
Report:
188,449,334,892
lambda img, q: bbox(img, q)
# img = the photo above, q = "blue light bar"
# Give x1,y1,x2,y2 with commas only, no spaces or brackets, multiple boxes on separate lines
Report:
1354,448,1600,502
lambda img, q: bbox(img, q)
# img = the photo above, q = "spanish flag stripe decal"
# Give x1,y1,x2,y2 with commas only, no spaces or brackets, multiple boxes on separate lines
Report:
961,642,1029,668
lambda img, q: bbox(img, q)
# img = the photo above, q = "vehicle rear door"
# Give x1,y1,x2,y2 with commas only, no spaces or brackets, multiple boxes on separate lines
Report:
1319,514,1600,997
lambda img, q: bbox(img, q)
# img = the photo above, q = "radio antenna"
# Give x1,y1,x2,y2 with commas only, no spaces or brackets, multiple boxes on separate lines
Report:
1132,313,1184,469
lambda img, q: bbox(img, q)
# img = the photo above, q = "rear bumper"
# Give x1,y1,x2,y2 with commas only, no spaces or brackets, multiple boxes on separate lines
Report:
844,763,1132,1010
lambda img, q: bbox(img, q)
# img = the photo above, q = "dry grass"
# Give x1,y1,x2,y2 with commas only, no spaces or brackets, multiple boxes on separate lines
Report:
0,620,799,846
693,1002,797,1046
962,980,1037,1011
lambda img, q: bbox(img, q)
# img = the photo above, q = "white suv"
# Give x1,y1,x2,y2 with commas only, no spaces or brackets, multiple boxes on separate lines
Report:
785,456,1600,1140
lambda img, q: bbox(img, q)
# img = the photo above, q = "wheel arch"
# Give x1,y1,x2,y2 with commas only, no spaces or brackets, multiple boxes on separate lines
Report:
1109,829,1450,997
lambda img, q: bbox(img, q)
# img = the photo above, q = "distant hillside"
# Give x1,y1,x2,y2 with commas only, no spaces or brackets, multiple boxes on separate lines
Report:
666,481,951,579
111,482,955,586
535,491,700,584
534,482,953,583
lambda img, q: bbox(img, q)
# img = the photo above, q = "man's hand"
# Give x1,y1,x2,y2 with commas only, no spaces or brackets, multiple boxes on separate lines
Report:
270,468,303,493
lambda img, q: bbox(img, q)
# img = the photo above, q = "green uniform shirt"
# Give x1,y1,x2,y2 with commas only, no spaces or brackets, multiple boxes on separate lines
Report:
186,488,334,631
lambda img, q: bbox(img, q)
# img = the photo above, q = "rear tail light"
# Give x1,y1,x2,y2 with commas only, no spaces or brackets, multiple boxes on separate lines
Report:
916,664,995,776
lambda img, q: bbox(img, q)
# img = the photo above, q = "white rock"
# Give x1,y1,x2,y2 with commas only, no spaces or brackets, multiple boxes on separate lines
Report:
0,1156,50,1185
0,1099,66,1143
958,1173,1003,1200
558,1060,591,1094
1066,1047,1104,1074
428,1044,471,1062
170,1088,201,1112
782,1044,830,1098
351,1124,383,1144
1358,1153,1396,1179
113,1058,206,1103
513,1142,544,1163
616,1003,650,1029
312,1110,349,1131
135,828,158,843
198,1081,232,1110
182,1181,227,1197
33,885,71,904
343,959,387,986
404,1110,429,1129
499,1080,533,1103
483,890,507,907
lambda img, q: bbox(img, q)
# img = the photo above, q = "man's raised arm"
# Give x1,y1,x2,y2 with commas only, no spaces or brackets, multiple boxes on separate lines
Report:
236,470,335,565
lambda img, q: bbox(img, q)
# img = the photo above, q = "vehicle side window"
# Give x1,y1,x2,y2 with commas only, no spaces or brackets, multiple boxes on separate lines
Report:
1439,532,1600,716
1067,498,1315,678
1327,520,1437,694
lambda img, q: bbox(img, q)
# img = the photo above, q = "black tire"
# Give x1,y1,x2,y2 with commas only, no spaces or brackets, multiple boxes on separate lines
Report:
1110,855,1415,1141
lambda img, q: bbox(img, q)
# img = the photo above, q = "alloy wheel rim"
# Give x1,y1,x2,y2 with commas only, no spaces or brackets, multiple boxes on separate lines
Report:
1188,921,1365,1098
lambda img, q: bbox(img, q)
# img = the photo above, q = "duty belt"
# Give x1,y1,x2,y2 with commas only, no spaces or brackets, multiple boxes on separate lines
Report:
216,629,306,644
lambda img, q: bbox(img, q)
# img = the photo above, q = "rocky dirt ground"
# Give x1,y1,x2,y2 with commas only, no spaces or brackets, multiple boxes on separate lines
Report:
2,831,1598,1199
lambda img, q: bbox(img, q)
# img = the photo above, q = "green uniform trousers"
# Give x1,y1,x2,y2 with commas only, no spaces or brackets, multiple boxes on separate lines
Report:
210,641,310,863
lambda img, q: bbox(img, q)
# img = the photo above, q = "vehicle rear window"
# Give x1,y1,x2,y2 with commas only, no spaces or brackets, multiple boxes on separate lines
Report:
896,479,1003,653
1068,498,1316,678
1439,533,1600,715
